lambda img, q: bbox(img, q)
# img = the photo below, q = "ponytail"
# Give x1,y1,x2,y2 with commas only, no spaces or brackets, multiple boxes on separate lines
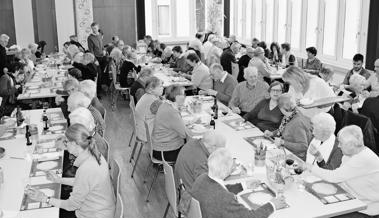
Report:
87,135,102,165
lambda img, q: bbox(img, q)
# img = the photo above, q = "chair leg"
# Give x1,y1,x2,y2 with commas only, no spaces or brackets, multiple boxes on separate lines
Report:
143,161,153,183
163,202,170,218
129,140,138,163
145,166,159,202
130,142,143,178
128,130,134,147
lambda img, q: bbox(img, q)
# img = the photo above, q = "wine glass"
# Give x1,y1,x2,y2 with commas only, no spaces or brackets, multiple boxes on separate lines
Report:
294,166,305,190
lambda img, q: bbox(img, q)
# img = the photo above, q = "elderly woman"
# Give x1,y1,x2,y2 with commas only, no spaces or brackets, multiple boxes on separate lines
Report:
27,124,115,218
244,81,283,131
130,67,153,103
119,48,141,88
306,112,342,170
72,52,98,81
66,44,81,60
340,74,369,113
135,77,163,141
20,48,34,73
0,64,25,115
303,47,322,75
107,48,124,109
306,125,379,217
229,66,269,116
152,85,188,162
80,79,105,118
283,66,335,118
69,107,108,160
190,148,286,218
67,91,105,137
27,43,38,63
265,93,312,161
56,78,80,120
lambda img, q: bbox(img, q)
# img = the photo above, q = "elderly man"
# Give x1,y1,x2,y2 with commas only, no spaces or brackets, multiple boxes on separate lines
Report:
199,63,237,105
306,125,379,217
248,47,272,81
185,53,212,90
220,42,240,75
190,148,286,218
69,107,108,160
175,130,226,189
80,79,105,118
0,34,10,76
306,112,342,170
237,47,254,82
229,67,269,116
67,91,105,136
130,67,154,103
206,36,223,67
72,52,98,81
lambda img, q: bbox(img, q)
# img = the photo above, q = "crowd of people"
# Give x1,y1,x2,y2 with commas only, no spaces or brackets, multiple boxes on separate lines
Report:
1,19,379,218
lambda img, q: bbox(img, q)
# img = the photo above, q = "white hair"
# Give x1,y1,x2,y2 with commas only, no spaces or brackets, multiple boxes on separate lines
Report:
28,43,38,52
349,74,366,87
67,91,91,112
208,148,234,180
338,125,364,148
202,130,226,153
80,80,97,99
244,66,258,77
0,34,9,41
110,47,123,60
278,93,296,111
69,107,96,131
67,44,80,59
311,112,336,136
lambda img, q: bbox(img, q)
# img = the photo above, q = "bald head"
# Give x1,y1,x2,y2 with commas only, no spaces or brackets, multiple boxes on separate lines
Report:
202,130,226,153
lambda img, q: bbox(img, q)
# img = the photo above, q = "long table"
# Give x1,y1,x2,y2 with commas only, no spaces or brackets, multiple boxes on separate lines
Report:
144,63,193,87
183,96,367,218
0,108,65,218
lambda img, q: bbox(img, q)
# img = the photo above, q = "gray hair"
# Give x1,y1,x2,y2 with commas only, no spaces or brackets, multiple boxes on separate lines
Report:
139,67,154,79
208,148,234,180
0,34,10,41
28,43,38,52
67,91,91,112
110,47,123,60
349,74,366,87
84,52,95,63
202,130,226,154
311,112,336,136
145,76,162,91
210,63,224,72
63,78,80,91
338,125,364,148
278,93,296,111
69,107,96,131
80,80,97,99
67,44,80,59
243,66,258,77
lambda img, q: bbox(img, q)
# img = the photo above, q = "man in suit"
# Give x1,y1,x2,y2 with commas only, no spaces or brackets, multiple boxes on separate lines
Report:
190,148,287,218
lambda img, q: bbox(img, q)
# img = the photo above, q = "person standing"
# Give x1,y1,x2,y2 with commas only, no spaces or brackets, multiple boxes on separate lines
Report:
0,34,10,77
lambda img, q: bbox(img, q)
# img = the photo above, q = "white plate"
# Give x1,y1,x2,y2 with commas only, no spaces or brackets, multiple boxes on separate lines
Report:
247,192,272,205
191,124,207,134
28,90,39,94
252,138,275,149
0,132,13,138
312,182,338,195
49,125,64,131
36,161,58,171
39,188,55,197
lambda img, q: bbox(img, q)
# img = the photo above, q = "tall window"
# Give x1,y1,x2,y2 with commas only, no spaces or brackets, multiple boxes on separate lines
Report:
305,0,319,48
342,0,363,59
265,0,274,43
246,0,253,39
145,0,195,40
229,0,235,35
277,0,287,44
237,0,244,37
322,0,338,56
254,0,262,40
290,0,302,50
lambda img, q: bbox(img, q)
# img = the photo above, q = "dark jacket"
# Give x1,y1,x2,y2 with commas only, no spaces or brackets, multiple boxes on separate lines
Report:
0,44,8,77
72,62,98,81
220,48,236,75
237,54,251,83
0,73,17,106
130,79,145,103
190,174,274,218
314,137,343,170
170,56,192,73
119,60,141,88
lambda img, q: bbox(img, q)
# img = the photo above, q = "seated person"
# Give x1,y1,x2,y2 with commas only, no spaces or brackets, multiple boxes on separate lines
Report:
361,95,379,134
67,91,105,137
185,53,212,90
220,42,240,75
229,66,269,116
0,65,25,112
303,47,322,75
190,148,286,218
281,43,297,68
340,74,370,113
69,35,85,52
169,46,192,73
69,107,108,160
67,67,82,81
248,47,272,80
366,58,379,97
265,93,313,161
27,124,115,218
72,52,98,81
269,42,282,64
152,85,188,162
237,47,253,83
306,125,379,217
244,81,283,131
175,130,226,189
119,48,141,88
56,78,80,121
306,112,342,170
342,53,370,86
130,67,153,103
319,66,334,85
199,63,237,106
79,79,105,118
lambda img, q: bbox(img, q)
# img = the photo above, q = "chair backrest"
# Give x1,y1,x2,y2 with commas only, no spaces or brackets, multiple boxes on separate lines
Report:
187,197,202,218
144,121,155,160
110,159,124,218
163,160,178,217
129,97,137,139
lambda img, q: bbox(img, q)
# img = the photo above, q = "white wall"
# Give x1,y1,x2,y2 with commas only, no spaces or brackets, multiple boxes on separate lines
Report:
12,0,34,48
55,0,76,51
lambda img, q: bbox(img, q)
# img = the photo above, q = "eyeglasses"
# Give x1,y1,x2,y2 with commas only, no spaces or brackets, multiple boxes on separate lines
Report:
270,89,283,93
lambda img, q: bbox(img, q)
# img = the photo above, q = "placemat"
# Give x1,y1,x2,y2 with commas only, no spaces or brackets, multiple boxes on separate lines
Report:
244,136,276,150
223,118,256,131
304,180,355,204
20,183,61,211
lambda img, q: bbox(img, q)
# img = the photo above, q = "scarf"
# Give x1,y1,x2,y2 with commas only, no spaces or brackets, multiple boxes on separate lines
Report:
276,109,298,137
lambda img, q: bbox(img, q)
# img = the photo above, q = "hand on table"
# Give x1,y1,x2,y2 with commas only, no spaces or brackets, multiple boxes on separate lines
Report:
274,137,284,147
206,89,218,96
26,188,48,203
308,143,324,162
46,171,61,183
55,136,67,151
362,90,370,99
231,107,241,114
270,196,287,210
264,130,273,138
55,96,64,105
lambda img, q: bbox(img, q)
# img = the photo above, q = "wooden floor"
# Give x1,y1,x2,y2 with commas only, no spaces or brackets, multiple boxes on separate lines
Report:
102,95,176,218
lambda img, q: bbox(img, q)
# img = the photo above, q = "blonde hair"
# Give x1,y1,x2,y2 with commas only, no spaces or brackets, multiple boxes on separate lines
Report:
278,93,296,112
282,66,310,92
67,91,91,111
80,80,97,99
69,107,96,131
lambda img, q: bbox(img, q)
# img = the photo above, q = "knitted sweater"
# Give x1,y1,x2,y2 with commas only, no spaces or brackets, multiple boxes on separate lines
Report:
213,74,237,105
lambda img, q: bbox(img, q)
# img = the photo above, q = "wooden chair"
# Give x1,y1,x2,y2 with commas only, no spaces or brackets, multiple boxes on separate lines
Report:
110,159,124,218
113,83,130,110
187,197,202,218
143,121,175,202
162,160,179,218
129,97,145,178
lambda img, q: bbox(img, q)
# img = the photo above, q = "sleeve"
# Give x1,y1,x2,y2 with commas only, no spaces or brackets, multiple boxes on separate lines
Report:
342,71,351,85
228,85,240,108
317,147,342,170
135,88,145,102
243,100,265,123
87,36,94,54
282,120,310,160
191,70,203,88
193,162,208,179
222,193,274,218
59,169,92,211
168,109,187,139
216,80,236,105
